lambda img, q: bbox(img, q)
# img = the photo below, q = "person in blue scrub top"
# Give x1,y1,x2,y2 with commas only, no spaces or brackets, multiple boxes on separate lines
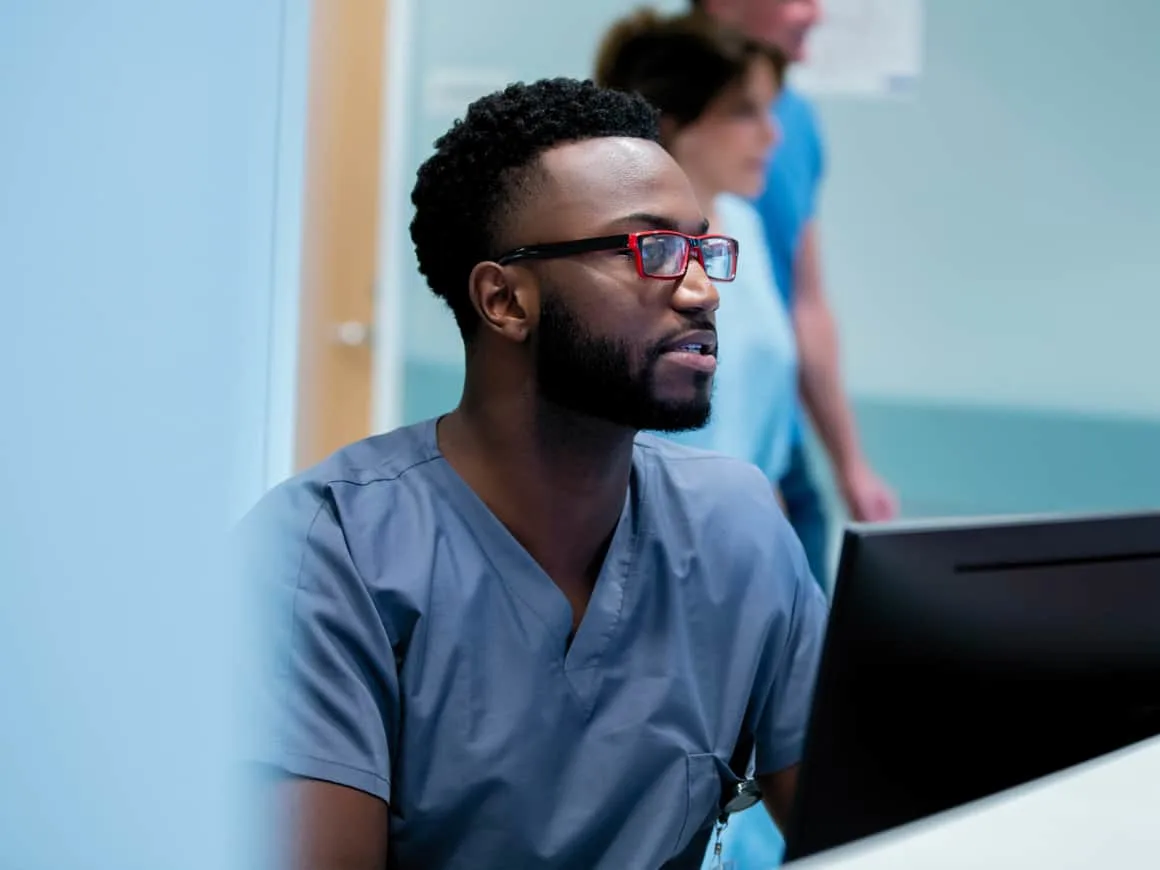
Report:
240,78,828,870
693,0,899,585
596,11,798,504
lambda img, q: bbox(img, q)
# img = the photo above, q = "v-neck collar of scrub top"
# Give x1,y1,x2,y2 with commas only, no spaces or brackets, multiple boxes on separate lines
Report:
420,416,642,715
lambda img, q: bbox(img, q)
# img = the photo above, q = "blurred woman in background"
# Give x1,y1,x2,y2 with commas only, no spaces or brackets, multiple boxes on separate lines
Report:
596,10,799,869
596,10,799,515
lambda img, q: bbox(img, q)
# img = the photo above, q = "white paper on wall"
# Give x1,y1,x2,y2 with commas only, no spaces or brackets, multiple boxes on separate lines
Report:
790,0,924,99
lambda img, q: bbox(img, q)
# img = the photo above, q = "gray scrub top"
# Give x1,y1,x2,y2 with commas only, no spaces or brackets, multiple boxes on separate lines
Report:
242,418,828,870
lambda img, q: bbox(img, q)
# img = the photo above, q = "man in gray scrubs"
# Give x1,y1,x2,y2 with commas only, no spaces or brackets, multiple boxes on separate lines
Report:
243,78,828,870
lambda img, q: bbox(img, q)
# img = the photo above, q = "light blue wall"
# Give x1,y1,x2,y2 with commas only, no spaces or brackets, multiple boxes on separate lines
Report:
812,0,1160,419
390,0,1160,533
0,0,304,865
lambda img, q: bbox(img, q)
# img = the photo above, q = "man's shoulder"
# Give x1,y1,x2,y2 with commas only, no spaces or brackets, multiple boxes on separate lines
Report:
298,418,439,489
633,434,782,523
239,420,439,540
632,435,815,601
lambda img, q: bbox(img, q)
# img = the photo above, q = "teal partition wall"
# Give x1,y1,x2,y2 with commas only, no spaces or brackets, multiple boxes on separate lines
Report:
2,0,299,865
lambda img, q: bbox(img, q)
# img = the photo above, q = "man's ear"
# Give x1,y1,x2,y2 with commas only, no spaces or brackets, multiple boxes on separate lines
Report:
467,261,538,342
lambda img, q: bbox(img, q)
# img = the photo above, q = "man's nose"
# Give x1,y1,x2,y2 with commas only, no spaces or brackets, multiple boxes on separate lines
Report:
673,258,720,314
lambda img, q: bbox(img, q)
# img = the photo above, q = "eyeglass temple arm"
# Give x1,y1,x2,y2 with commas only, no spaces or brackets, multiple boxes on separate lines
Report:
496,234,631,265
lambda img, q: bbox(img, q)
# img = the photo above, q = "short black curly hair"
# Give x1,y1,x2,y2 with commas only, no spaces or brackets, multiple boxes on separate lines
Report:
409,77,661,340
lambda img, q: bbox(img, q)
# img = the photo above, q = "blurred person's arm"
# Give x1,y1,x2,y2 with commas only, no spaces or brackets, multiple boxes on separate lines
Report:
792,222,897,522
278,779,389,870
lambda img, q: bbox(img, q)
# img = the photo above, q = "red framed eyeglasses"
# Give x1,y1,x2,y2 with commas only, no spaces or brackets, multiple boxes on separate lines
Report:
495,230,739,282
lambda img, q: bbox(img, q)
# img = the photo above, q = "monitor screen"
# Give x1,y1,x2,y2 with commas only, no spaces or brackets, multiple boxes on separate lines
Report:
784,512,1160,863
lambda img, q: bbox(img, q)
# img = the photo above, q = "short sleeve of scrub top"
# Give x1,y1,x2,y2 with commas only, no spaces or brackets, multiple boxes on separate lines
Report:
239,457,400,802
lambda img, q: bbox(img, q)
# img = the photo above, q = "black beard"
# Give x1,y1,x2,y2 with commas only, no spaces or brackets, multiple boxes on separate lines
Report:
534,293,711,432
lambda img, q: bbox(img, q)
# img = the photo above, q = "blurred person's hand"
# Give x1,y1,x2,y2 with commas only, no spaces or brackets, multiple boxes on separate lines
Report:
840,462,898,522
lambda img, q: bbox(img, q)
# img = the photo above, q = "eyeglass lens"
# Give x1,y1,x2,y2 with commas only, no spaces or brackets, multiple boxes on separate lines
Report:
638,234,736,281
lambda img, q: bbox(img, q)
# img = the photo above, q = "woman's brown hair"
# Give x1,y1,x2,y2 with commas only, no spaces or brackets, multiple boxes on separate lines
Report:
594,9,786,130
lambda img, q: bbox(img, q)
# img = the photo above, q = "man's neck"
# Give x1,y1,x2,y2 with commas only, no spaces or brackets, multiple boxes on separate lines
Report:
437,387,635,598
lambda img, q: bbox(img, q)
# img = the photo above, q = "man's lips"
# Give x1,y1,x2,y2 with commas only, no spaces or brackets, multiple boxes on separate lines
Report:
659,329,717,374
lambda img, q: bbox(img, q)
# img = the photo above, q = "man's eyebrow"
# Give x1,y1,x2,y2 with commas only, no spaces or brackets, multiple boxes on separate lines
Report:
609,212,710,235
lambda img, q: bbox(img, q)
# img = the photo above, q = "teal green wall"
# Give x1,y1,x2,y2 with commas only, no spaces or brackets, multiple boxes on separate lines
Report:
839,400,1159,518
393,0,1160,532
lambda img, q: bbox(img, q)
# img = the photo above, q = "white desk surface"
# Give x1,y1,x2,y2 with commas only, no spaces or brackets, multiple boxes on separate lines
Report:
787,735,1160,869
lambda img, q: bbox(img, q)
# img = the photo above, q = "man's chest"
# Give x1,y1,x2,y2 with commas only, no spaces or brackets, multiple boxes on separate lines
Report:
382,563,753,868
391,555,739,743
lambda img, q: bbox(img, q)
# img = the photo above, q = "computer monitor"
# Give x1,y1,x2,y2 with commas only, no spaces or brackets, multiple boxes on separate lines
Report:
783,511,1160,863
